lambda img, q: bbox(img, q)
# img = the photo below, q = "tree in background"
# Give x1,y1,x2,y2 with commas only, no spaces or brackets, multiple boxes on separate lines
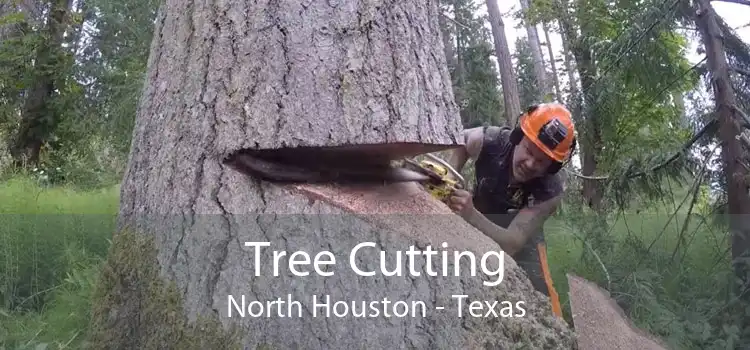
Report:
514,36,543,108
485,0,522,125
440,0,504,127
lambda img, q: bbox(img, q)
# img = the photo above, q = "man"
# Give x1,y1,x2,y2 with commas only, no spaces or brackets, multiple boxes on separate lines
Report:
445,103,577,318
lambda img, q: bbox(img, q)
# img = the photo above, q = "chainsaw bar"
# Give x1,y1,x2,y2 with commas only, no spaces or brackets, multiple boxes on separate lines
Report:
224,150,431,184
401,156,465,189
401,158,444,182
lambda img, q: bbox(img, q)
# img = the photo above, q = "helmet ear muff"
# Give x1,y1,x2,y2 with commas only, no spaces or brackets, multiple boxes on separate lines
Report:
525,104,540,116
510,126,523,145
547,135,577,174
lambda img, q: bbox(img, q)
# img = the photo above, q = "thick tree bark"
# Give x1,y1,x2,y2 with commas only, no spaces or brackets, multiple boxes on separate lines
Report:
485,0,521,125
118,0,468,225
552,3,581,192
99,0,576,348
575,53,603,210
0,2,18,40
694,0,750,301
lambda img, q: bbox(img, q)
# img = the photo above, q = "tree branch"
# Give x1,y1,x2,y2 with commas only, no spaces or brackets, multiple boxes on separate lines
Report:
440,12,471,30
712,0,750,6
731,66,750,78
732,105,750,127
565,119,719,181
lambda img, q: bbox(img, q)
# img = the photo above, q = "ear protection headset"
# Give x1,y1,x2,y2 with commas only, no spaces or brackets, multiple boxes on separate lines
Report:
508,104,577,174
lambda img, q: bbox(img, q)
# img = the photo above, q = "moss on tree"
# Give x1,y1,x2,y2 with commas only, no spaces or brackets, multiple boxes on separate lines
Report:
86,229,242,350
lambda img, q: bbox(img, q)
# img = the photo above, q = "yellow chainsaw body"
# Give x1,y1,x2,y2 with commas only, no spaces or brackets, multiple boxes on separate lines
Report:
416,159,461,203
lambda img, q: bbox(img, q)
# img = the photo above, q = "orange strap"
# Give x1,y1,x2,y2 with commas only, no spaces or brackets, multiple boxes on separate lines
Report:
537,242,563,318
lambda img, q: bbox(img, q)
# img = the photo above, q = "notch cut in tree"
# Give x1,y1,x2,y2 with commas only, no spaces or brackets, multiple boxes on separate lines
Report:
116,0,468,225
97,0,577,349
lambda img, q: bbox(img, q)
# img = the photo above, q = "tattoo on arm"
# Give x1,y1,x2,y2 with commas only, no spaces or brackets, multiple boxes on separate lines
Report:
508,195,561,240
463,195,562,255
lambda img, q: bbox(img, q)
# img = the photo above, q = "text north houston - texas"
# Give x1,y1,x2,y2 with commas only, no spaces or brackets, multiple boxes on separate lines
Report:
226,294,527,318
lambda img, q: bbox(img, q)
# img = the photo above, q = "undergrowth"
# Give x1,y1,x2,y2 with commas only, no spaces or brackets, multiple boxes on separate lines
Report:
547,191,749,350
0,176,117,349
0,174,746,349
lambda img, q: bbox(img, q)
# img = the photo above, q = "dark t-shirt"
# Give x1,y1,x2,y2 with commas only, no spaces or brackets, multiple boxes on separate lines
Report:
472,126,563,222
471,126,563,295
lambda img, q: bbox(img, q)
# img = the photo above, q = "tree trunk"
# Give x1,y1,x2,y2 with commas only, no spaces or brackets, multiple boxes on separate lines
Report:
672,91,688,128
576,56,603,210
557,4,603,210
559,22,578,104
694,0,750,302
519,0,549,101
438,4,456,73
453,0,466,108
542,22,563,102
485,0,521,125
554,3,582,194
10,0,71,167
91,1,576,348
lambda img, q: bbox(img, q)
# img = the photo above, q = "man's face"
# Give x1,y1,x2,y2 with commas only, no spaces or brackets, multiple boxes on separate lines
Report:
511,136,555,182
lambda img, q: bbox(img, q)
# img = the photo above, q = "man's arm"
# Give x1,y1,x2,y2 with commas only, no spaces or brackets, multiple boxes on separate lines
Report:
465,174,564,255
447,127,484,173
462,195,562,255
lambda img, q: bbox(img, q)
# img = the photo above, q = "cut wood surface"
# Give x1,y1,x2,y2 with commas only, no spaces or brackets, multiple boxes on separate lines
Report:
567,273,669,350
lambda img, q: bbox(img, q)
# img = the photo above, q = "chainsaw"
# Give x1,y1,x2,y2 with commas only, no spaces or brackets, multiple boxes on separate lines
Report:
398,153,466,202
224,147,466,203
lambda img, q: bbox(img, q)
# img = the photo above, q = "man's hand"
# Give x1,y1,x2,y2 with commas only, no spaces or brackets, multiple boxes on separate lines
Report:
447,189,474,217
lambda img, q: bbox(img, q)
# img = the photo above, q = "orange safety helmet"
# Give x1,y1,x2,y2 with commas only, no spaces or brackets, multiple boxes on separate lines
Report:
510,103,577,169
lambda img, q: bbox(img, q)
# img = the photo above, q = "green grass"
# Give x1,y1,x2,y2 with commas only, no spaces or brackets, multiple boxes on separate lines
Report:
0,176,119,349
0,175,743,349
544,200,742,350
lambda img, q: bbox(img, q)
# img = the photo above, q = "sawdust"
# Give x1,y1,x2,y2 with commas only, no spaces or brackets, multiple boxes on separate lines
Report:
290,181,499,254
292,181,453,215
567,273,670,350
